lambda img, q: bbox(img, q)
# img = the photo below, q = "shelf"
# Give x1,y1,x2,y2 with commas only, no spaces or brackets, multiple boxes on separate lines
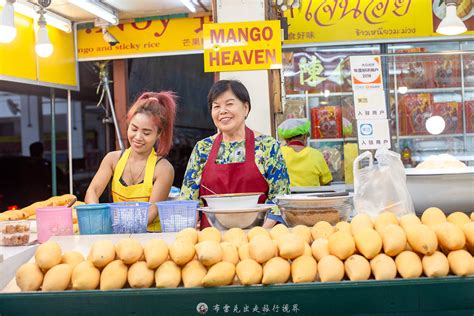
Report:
309,137,357,143
412,154,474,162
398,134,465,140
285,92,353,98
389,87,466,94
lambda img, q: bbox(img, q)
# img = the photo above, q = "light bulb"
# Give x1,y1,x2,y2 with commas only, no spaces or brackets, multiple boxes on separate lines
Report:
35,14,53,58
425,116,445,135
397,86,408,94
0,0,16,43
436,4,467,35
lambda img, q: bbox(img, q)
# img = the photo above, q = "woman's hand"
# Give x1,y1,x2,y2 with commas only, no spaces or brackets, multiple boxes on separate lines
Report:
148,158,175,224
84,152,116,204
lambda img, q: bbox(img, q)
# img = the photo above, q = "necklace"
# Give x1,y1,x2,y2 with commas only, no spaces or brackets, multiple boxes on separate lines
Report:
128,159,146,185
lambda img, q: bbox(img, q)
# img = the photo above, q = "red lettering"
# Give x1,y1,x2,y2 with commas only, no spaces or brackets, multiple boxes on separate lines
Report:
249,27,260,41
132,21,151,30
154,19,170,37
254,49,264,64
227,29,236,43
209,52,220,66
221,51,231,65
262,27,273,41
243,50,253,64
237,28,248,43
232,51,243,65
266,49,276,64
210,29,224,44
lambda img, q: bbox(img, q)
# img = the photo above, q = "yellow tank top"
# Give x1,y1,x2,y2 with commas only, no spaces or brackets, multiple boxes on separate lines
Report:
111,148,161,231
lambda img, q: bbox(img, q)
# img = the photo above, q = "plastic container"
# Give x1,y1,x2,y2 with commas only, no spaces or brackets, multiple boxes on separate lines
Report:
157,200,198,232
0,220,30,246
109,202,150,234
36,206,73,243
75,204,112,235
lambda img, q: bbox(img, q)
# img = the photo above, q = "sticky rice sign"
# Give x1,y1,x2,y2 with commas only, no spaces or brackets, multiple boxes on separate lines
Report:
203,21,282,72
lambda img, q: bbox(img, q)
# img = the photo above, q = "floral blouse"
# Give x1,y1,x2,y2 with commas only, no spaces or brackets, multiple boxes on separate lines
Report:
180,134,290,212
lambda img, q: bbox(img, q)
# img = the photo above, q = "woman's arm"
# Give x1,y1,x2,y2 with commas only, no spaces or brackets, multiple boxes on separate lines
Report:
179,141,208,201
148,159,175,224
84,152,117,204
264,139,291,202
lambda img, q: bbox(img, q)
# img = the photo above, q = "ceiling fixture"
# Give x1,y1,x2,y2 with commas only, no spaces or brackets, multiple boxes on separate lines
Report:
426,116,445,135
436,0,467,35
101,26,118,46
35,0,53,58
68,0,119,25
0,0,16,43
179,0,196,13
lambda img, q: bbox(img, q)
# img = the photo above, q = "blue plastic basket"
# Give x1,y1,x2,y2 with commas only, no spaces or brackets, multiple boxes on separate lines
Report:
156,200,198,232
75,203,112,235
109,202,150,234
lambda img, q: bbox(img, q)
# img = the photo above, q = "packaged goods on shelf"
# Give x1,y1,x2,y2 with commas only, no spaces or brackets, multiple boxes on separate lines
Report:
395,48,431,89
341,96,356,138
466,100,474,133
430,54,461,88
432,102,463,134
311,106,342,139
399,93,433,136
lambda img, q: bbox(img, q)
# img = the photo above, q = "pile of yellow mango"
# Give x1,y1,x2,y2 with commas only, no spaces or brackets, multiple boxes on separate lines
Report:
14,207,474,291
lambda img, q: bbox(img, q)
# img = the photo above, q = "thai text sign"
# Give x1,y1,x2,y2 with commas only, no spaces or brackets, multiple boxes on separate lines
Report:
77,16,212,61
203,21,282,72
285,0,433,44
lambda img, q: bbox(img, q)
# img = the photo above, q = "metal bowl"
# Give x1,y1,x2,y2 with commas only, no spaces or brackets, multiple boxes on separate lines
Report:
201,192,262,210
201,205,271,230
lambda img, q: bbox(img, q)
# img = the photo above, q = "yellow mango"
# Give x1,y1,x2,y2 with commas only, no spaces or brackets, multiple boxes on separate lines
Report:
434,222,466,251
247,226,270,241
350,213,373,236
128,261,154,288
143,239,168,269
238,243,251,260
303,242,312,257
344,254,371,281
249,235,276,264
395,251,422,279
61,251,85,271
236,259,263,285
42,264,72,291
202,261,235,287
277,233,305,260
311,221,335,240
182,260,207,288
270,224,290,240
195,241,223,267
169,239,195,266
370,254,397,280
463,222,474,249
374,212,399,234
399,214,421,231
35,241,62,270
422,251,449,277
292,225,312,244
262,257,291,285
16,263,43,291
100,260,128,290
448,249,473,276
471,212,474,221
381,224,407,257
199,227,221,243
404,224,438,255
223,228,248,248
116,238,143,265
318,255,344,282
354,228,382,259
176,227,199,245
447,212,471,229
421,207,446,228
335,221,351,234
89,240,115,268
291,255,317,283
71,261,100,290
311,238,330,261
328,231,356,260
155,260,181,288
220,242,239,265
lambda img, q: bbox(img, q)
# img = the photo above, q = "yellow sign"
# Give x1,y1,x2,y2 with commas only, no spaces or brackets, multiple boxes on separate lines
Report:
77,16,212,61
285,0,433,44
203,20,282,72
0,10,77,89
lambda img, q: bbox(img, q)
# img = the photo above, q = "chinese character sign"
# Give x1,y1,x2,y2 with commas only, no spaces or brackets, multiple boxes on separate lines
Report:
357,119,391,150
350,56,383,90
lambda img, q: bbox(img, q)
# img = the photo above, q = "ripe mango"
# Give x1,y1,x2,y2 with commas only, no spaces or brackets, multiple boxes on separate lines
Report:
270,224,289,240
247,226,269,241
404,224,438,255
354,228,382,259
155,260,181,288
71,261,100,290
238,243,251,260
462,222,474,248
195,240,223,267
223,227,248,248
335,221,351,234
370,254,397,280
328,231,355,260
318,255,344,282
128,261,154,288
42,264,72,291
116,238,143,265
176,227,199,245
35,241,62,270
16,263,43,291
202,261,235,287
374,212,399,234
399,214,421,231
311,221,335,240
220,242,239,265
89,240,115,268
303,242,312,257
311,238,330,261
292,225,312,244
350,213,373,236
169,239,195,266
421,207,446,228
100,260,128,290
143,239,168,269
236,259,263,285
278,233,305,260
199,227,221,243
291,255,317,283
395,251,422,279
448,249,473,276
447,212,470,229
249,235,275,264
61,251,85,271
182,260,206,288
434,222,466,251
344,254,371,281
262,257,291,285
422,251,449,277
381,224,406,257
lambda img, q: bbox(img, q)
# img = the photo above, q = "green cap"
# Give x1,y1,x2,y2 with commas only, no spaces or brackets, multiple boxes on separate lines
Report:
277,118,311,139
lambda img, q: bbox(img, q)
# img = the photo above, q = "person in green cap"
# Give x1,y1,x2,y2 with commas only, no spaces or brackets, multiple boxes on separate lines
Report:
278,118,332,187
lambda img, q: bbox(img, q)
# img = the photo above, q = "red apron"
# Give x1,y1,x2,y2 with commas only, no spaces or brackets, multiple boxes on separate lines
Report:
198,127,270,228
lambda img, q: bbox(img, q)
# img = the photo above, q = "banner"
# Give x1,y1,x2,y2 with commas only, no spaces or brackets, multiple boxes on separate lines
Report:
77,16,212,61
203,21,282,72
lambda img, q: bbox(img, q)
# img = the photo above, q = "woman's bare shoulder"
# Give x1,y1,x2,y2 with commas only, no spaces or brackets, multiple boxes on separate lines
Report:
103,150,122,167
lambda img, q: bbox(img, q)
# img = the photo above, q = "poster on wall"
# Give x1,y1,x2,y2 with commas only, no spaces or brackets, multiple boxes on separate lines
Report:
349,55,384,90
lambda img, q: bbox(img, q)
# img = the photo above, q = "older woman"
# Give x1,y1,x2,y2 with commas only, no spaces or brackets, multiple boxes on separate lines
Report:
180,80,290,228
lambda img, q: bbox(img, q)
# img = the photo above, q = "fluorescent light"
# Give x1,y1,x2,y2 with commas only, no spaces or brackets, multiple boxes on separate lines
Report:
179,0,196,13
426,116,445,135
436,2,467,35
0,0,71,33
68,0,119,25
35,13,53,57
0,0,16,43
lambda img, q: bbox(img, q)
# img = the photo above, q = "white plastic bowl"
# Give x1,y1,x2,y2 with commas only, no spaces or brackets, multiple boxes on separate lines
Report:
201,192,262,210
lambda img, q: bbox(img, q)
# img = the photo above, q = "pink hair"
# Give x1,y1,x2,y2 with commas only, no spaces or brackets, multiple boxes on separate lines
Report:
126,91,177,156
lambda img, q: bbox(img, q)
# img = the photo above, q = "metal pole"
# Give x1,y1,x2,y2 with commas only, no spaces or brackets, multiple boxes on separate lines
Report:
103,76,125,151
50,88,57,196
67,90,73,194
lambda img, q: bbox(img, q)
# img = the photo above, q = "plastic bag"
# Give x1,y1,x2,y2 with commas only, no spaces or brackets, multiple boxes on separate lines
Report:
353,148,414,218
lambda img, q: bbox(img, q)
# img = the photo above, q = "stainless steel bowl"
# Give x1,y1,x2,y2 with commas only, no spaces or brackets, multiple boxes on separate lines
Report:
202,206,271,230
